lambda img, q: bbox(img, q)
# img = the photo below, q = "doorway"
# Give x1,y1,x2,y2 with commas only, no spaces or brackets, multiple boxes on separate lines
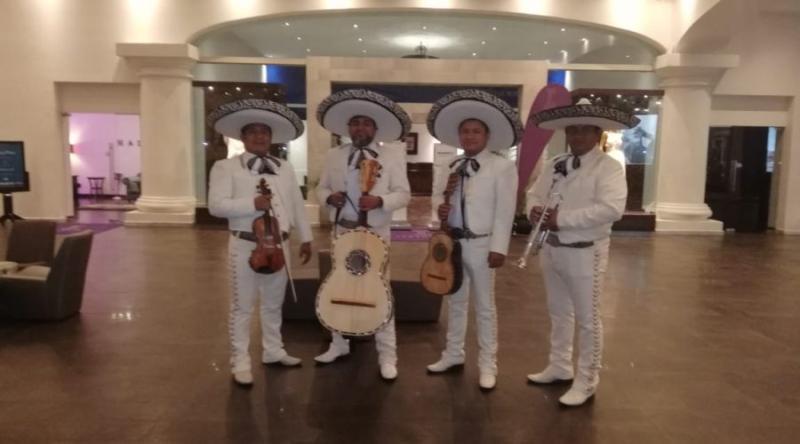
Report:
705,126,779,232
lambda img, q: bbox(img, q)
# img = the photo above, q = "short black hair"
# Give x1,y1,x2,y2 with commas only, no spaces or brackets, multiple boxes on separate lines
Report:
347,115,378,128
458,118,489,133
240,123,272,136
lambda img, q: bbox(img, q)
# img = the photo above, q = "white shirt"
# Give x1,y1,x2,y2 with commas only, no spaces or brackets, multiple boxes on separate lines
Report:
317,142,411,230
208,152,313,243
526,146,627,244
432,149,518,255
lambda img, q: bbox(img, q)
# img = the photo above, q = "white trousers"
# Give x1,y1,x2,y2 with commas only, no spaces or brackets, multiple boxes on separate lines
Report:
539,237,609,390
228,235,292,372
328,225,397,365
440,237,498,375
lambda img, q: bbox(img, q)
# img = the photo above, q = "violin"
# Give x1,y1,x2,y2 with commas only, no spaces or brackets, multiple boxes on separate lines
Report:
249,178,285,274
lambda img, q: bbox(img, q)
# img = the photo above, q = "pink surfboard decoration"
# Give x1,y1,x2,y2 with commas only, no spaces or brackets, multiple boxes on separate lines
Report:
516,84,572,207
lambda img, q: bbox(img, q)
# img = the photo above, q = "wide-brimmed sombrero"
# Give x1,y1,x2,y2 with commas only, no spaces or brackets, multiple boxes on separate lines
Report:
427,89,523,151
208,99,304,143
531,98,640,130
316,89,411,142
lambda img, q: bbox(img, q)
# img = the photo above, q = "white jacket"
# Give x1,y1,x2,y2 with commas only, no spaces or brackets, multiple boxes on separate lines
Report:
316,142,411,230
208,153,313,243
432,149,518,256
526,146,627,244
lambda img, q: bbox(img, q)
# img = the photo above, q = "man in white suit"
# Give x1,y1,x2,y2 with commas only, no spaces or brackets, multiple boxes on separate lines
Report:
314,89,412,380
425,89,522,390
207,99,313,386
526,98,635,406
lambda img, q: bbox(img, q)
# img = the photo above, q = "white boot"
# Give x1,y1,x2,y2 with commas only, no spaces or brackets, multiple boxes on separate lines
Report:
558,384,595,406
232,370,253,386
426,357,465,373
527,365,574,384
263,354,302,367
380,363,398,380
314,339,350,364
479,373,496,390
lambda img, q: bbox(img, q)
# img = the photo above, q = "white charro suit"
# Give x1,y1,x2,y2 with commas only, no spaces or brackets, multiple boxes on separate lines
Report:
526,146,627,393
209,152,312,373
316,142,411,365
431,148,518,375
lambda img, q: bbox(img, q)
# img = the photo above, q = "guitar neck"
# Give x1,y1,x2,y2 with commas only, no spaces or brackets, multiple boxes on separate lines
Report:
358,192,369,227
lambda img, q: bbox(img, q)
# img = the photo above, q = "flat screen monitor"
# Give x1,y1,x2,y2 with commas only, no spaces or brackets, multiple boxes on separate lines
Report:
0,141,30,193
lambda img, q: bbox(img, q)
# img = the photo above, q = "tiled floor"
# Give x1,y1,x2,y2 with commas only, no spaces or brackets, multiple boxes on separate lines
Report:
1,211,799,442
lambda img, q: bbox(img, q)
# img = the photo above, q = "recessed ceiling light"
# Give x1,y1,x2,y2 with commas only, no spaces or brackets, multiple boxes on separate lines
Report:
616,94,622,98
561,28,566,32
284,22,290,27
543,41,548,45
626,55,631,58
235,86,241,91
422,25,427,30
358,37,363,42
353,24,359,29
296,36,302,41
644,94,649,98
491,26,497,31
472,52,477,56
527,52,532,56
207,86,214,91
306,48,311,53
362,49,367,53
481,40,486,45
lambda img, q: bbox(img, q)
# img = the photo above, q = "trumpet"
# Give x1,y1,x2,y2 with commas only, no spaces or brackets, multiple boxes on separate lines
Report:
515,192,561,269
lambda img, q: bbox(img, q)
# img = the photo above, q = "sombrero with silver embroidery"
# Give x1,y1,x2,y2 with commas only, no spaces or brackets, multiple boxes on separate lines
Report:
427,89,523,151
208,99,304,143
531,97,640,130
316,89,411,142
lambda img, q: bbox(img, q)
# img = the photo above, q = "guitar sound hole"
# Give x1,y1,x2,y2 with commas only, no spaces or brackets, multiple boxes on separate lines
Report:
345,250,371,276
432,243,448,262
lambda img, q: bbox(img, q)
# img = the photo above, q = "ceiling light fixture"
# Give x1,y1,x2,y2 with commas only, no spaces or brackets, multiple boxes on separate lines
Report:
296,36,302,40
284,22,290,26
353,24,359,29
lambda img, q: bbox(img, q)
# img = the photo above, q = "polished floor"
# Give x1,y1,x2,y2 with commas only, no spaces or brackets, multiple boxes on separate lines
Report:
1,211,799,443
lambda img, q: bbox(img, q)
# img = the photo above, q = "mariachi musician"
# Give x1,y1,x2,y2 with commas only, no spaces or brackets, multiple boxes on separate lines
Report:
208,99,313,386
426,89,521,390
315,89,412,380
525,98,635,406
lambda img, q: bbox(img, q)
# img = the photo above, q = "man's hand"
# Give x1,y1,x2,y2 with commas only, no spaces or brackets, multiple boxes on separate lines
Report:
529,206,544,223
359,195,383,211
488,252,506,268
299,242,312,265
542,208,559,231
437,203,452,222
326,192,346,209
254,194,272,211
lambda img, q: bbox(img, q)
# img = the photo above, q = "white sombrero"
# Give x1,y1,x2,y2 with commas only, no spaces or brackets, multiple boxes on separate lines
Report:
531,98,640,130
316,89,411,142
427,89,523,151
208,99,304,143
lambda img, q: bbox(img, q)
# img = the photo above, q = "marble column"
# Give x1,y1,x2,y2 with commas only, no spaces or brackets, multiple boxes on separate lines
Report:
648,54,738,233
116,43,198,225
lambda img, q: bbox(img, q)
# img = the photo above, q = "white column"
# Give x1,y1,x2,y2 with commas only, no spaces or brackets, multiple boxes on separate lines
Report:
117,43,198,225
648,54,738,233
775,98,800,234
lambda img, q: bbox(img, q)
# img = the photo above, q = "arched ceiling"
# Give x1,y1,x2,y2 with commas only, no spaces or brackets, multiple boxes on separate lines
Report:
193,11,662,65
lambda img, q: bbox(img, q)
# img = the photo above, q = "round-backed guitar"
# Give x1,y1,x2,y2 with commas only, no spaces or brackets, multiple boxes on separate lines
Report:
420,172,463,296
316,159,394,336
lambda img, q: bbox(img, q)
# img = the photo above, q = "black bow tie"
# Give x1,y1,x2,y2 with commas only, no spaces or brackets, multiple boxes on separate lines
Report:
348,145,379,167
450,157,480,177
246,156,280,175
554,155,580,177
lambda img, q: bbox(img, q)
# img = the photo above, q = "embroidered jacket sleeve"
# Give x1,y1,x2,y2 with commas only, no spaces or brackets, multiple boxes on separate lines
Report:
208,160,258,218
489,159,519,256
377,150,411,212
556,159,627,230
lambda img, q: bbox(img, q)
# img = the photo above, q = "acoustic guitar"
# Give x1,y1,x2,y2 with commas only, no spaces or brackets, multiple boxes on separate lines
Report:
316,159,393,336
420,172,463,296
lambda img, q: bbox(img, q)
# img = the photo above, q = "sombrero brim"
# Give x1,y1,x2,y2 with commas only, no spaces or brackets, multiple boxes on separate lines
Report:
533,104,640,130
209,100,304,143
317,90,411,142
427,90,523,151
